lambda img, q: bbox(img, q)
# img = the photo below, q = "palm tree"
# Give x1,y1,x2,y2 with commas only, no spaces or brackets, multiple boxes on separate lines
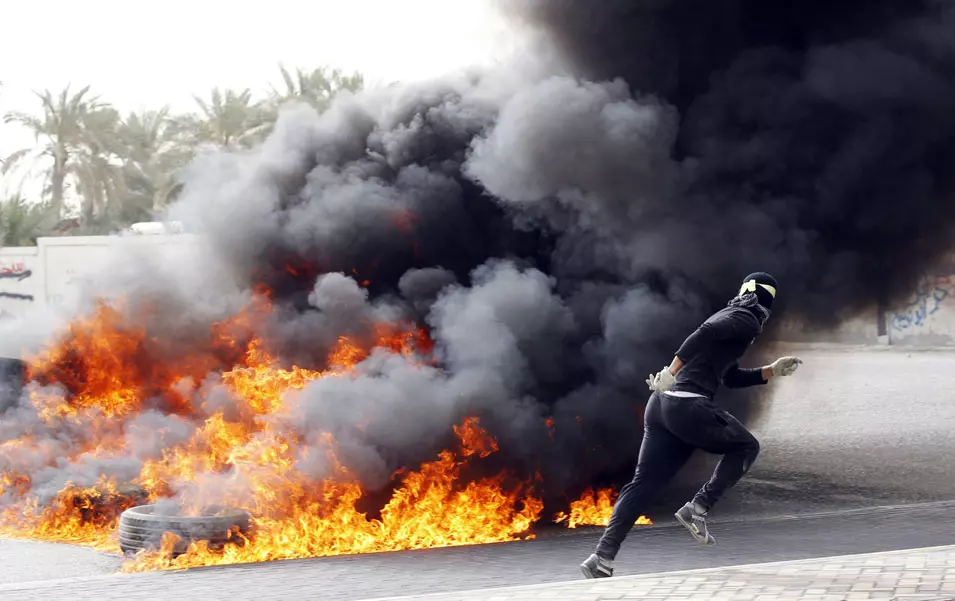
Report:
181,87,271,149
72,105,126,227
2,86,112,217
0,195,56,247
269,65,364,113
110,108,194,221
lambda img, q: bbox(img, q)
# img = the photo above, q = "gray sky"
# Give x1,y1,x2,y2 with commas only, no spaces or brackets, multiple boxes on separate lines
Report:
0,0,517,197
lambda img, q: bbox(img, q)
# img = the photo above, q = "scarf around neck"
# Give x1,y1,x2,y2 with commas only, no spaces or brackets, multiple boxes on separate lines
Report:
727,292,771,327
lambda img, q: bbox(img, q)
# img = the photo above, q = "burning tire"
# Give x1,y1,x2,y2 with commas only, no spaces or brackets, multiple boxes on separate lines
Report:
0,357,26,414
118,504,252,557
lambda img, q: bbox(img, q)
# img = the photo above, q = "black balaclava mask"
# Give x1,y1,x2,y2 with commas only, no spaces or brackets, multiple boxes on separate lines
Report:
728,272,777,326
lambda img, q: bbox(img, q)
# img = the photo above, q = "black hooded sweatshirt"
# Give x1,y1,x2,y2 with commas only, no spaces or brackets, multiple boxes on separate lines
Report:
670,295,768,398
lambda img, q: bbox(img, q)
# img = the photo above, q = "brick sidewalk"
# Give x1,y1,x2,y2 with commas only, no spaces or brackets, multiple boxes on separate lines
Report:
365,545,955,601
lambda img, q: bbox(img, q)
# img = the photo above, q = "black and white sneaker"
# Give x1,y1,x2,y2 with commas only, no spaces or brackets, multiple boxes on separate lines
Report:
580,553,614,578
675,502,715,546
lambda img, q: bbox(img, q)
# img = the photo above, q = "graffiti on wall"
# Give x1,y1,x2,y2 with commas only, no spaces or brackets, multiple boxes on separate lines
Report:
0,261,34,304
889,273,953,332
0,262,32,281
0,292,34,301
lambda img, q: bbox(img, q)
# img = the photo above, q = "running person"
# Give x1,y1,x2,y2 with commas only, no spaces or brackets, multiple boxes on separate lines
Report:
580,272,802,579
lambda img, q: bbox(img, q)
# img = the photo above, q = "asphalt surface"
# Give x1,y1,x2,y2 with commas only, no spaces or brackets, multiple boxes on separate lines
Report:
1,345,954,598
2,502,955,601
745,344,955,507
0,538,120,585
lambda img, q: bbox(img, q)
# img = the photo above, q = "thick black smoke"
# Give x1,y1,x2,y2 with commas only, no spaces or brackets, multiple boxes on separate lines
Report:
508,0,955,319
5,0,955,516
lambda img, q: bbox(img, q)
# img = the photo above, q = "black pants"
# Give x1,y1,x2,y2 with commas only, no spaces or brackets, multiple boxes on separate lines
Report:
595,391,760,560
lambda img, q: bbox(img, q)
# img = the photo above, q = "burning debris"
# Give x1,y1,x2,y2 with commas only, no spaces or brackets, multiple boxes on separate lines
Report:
5,0,955,572
0,294,548,570
70,484,150,528
0,479,148,550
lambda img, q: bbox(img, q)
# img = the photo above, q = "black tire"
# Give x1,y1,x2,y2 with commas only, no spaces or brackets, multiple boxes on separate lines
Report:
118,504,252,557
0,357,26,415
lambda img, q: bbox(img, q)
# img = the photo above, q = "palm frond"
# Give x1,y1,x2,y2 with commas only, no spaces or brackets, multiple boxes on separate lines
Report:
1,148,33,174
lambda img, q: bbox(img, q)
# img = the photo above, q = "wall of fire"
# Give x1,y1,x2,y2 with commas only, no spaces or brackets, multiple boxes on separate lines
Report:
2,235,955,346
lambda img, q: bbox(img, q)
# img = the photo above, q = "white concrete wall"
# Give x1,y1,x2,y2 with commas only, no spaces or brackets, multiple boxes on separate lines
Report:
886,263,955,345
774,258,955,346
775,307,881,344
0,234,198,321
0,246,43,321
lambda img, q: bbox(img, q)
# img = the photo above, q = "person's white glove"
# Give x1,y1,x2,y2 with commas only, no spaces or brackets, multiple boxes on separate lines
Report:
646,366,676,392
769,356,802,377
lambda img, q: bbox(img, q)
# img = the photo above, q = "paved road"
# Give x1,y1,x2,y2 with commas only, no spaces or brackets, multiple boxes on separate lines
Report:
1,345,954,593
746,344,955,506
2,501,955,600
0,539,120,586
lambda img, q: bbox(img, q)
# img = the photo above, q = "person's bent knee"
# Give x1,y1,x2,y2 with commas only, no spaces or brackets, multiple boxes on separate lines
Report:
742,436,760,470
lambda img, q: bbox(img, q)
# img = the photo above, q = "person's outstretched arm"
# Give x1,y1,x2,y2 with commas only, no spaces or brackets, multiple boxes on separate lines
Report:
722,363,771,388
723,358,803,388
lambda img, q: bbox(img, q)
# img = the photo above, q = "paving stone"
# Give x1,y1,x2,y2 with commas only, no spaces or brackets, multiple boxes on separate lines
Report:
367,545,955,601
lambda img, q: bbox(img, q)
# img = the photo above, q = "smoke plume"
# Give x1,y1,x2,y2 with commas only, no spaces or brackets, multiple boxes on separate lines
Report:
5,0,955,514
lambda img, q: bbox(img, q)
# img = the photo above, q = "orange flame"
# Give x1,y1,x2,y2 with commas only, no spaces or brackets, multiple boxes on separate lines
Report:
554,488,652,529
0,294,552,572
544,417,556,441
0,478,147,551
122,416,542,572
